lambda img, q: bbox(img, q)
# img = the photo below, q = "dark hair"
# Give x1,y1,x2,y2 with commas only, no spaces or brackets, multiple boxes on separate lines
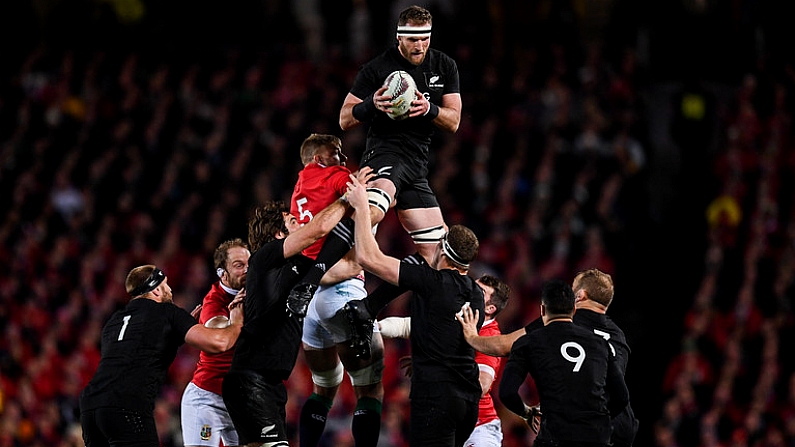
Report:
398,5,432,26
541,279,575,315
300,134,342,165
478,274,511,316
214,238,248,270
572,268,614,307
248,201,289,252
445,224,479,266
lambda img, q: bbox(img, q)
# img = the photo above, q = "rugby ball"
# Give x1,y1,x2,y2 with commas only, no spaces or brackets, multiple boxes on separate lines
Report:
382,70,417,120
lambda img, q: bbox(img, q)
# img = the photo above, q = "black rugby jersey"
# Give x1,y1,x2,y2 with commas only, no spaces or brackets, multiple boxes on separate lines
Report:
573,310,639,446
524,310,639,446
502,321,629,445
398,262,484,402
80,298,197,413
229,238,311,379
350,46,460,161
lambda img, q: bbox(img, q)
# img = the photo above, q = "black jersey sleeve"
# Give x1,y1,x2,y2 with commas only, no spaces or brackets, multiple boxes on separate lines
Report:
498,335,532,417
606,352,630,417
171,304,199,341
350,61,382,100
397,262,435,292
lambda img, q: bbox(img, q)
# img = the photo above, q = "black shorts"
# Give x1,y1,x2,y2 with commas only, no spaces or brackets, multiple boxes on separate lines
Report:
361,150,439,210
533,440,610,447
222,370,288,446
409,394,478,447
80,407,159,447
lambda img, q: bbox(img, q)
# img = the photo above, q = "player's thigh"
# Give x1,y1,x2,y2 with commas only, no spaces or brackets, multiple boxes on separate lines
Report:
303,345,340,373
181,382,238,447
361,151,417,200
222,372,288,446
338,332,385,397
81,409,110,447
463,419,503,447
90,407,159,447
314,280,367,345
410,394,475,447
397,206,445,233
302,296,337,350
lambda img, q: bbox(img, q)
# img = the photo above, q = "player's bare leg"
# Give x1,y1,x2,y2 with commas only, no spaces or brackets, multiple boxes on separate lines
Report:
337,333,385,447
396,206,447,263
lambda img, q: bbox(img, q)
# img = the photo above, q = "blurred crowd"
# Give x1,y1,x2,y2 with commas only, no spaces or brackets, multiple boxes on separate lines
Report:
654,74,795,447
0,1,793,447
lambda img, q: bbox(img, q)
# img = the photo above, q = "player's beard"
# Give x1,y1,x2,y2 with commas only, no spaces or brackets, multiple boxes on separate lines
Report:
229,276,245,290
162,290,173,303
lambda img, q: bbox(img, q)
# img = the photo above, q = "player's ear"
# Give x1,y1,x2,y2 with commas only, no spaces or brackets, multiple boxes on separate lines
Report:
539,303,546,317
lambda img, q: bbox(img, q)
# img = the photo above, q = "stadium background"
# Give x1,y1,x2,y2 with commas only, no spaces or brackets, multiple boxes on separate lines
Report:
1,0,795,446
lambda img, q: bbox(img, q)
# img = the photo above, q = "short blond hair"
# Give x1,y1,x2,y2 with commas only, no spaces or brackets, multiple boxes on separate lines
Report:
573,268,614,307
299,134,342,165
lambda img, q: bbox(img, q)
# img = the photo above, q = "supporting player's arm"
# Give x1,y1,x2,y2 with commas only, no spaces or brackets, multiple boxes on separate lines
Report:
283,168,374,258
456,306,524,356
346,173,401,285
283,198,349,258
184,298,244,353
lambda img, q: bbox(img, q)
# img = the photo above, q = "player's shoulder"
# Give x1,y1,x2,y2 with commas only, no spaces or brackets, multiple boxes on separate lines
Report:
479,319,501,336
426,48,457,67
326,164,352,176
362,48,399,73
251,238,286,265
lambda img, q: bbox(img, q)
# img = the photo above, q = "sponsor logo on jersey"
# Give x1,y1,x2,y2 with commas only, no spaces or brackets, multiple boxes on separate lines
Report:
377,166,393,177
200,425,212,441
425,72,443,89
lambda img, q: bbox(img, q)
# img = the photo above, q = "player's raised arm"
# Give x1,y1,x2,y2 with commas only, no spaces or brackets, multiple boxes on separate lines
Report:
346,173,401,285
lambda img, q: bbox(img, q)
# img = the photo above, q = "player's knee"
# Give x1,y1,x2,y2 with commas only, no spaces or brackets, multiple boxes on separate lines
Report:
347,359,384,387
409,225,446,245
311,362,344,388
367,188,392,215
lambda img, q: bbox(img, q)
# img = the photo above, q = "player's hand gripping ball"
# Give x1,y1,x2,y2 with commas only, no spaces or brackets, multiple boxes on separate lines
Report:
382,70,417,120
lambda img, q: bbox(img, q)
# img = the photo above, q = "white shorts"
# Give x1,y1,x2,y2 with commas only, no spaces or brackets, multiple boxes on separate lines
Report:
464,419,503,447
302,278,377,349
180,382,239,447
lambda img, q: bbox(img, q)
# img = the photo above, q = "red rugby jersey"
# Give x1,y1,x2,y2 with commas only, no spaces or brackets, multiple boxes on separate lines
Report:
476,319,503,425
190,282,235,395
290,163,352,259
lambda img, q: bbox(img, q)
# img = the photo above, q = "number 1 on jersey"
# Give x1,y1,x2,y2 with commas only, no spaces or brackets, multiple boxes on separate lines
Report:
118,315,131,341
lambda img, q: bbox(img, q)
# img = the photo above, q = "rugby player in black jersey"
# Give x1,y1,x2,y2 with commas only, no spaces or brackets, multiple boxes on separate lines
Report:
80,265,244,447
346,173,485,447
221,168,371,447
457,269,639,446
287,4,462,319
498,279,630,447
